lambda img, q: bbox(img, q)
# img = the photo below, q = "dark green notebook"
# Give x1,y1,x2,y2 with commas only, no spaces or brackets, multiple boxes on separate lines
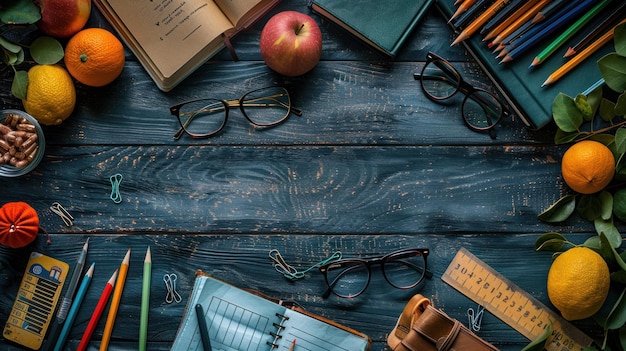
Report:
308,0,434,57
436,0,614,130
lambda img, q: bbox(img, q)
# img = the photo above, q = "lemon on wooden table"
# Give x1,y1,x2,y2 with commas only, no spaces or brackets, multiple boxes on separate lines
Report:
561,140,615,194
64,28,125,87
547,247,610,321
22,64,76,126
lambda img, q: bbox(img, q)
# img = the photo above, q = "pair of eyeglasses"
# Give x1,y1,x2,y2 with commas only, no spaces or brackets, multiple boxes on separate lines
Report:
319,248,432,298
170,86,302,139
413,52,507,139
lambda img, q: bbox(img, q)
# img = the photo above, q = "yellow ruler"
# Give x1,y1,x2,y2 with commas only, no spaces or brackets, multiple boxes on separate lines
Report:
442,247,593,351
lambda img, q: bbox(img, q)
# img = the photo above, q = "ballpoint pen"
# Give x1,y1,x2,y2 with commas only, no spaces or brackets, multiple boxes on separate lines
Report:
44,238,89,351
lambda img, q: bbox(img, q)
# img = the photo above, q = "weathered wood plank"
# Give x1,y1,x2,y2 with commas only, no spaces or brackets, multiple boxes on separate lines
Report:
0,233,604,351
0,145,583,235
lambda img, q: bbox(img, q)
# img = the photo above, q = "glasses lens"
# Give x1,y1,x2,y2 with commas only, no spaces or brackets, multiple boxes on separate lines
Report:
462,90,503,130
420,59,461,100
382,250,427,289
323,261,369,298
241,86,291,126
178,99,226,136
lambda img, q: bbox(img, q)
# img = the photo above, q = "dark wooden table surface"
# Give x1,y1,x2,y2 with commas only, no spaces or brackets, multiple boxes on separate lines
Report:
0,1,608,350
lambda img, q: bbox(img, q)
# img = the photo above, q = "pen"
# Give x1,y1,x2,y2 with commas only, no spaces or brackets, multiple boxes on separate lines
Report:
53,263,95,351
100,248,131,351
76,268,118,351
139,246,152,351
195,304,213,351
289,338,296,351
44,237,89,351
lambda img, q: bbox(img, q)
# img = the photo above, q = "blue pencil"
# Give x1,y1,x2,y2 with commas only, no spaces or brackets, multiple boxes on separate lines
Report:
53,263,95,351
500,0,599,63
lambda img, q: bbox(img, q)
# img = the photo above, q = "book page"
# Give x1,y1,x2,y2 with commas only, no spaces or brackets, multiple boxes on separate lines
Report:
215,0,277,29
106,0,234,78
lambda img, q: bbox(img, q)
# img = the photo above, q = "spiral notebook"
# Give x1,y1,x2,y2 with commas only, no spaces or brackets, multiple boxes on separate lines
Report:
170,272,371,351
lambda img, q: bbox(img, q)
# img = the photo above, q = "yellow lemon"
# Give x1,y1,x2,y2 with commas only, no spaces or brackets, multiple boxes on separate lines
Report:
547,247,610,321
22,64,76,126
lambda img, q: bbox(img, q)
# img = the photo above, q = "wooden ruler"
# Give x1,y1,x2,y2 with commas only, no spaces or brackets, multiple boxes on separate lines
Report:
441,247,593,351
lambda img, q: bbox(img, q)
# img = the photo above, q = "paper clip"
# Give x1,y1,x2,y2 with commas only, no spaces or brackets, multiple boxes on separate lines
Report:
109,173,123,204
269,249,342,280
50,202,74,227
164,273,182,304
467,304,485,332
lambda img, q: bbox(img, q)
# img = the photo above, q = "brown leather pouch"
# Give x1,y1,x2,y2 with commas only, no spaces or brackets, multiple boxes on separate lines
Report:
387,294,499,351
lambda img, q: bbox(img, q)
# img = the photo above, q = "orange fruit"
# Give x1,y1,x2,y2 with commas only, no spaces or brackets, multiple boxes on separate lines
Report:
64,28,125,87
561,140,615,194
547,247,610,321
22,64,76,125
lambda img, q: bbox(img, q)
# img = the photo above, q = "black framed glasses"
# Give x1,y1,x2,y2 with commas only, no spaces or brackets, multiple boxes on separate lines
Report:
319,248,432,298
170,86,302,139
413,52,506,139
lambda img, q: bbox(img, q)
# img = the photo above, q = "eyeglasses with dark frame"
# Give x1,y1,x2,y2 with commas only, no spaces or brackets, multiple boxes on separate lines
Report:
413,52,508,139
170,86,303,139
318,248,432,298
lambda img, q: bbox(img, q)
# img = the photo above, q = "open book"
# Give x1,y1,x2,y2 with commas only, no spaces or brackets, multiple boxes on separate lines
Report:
93,0,282,91
171,272,371,351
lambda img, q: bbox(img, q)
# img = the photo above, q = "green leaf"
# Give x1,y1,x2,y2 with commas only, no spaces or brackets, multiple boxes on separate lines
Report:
616,127,626,154
552,93,583,132
554,129,581,144
575,94,594,120
584,235,602,250
538,195,576,222
0,36,22,54
522,322,552,351
600,231,626,270
30,37,64,65
586,84,603,117
595,217,621,248
605,288,626,330
0,0,41,24
598,53,626,93
612,269,626,284
614,188,626,222
578,194,602,221
615,22,626,57
534,232,568,252
11,70,28,100
599,98,616,122
599,191,613,221
616,92,626,117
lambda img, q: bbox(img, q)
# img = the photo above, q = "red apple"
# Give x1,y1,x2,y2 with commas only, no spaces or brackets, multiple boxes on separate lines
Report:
260,11,322,77
35,0,91,39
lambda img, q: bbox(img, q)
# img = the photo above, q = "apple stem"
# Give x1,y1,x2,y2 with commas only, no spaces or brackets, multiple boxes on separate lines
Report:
295,23,305,35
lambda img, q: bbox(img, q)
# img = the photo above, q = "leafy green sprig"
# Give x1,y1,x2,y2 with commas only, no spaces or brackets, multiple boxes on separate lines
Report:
1,0,64,100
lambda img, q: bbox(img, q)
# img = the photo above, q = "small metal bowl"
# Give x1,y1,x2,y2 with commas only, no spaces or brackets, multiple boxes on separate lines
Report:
0,109,45,177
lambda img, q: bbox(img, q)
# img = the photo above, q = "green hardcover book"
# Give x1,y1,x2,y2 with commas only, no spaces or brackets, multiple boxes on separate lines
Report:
308,0,434,57
436,0,614,130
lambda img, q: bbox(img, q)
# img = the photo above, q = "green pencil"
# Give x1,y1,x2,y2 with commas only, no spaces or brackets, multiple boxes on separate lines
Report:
139,246,152,351
530,0,613,68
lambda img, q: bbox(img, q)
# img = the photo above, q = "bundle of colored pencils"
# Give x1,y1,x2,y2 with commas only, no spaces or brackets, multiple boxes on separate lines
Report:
449,0,626,86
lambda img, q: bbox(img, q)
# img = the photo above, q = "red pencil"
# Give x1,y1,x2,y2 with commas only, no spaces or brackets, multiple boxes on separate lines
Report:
76,269,118,351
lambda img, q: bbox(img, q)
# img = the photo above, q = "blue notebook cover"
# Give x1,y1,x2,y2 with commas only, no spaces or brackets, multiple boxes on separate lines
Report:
309,0,434,57
436,0,614,130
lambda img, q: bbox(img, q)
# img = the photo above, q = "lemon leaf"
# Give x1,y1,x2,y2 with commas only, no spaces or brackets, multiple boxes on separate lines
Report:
606,288,626,330
616,23,626,56
0,0,41,24
538,195,576,222
599,191,613,221
600,232,626,270
598,53,626,93
30,36,64,65
521,322,552,351
599,98,616,122
595,218,621,248
577,194,602,221
552,93,583,132
614,188,626,222
534,232,568,252
554,128,580,144
11,70,28,100
616,92,626,117
615,127,626,154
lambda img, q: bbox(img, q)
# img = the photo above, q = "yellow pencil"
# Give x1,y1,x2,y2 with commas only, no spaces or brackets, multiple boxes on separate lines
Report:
451,0,514,45
99,249,131,351
451,0,476,21
489,0,552,46
542,19,626,87
482,0,542,41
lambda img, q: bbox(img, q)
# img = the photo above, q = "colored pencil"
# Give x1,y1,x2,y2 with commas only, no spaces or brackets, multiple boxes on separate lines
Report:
451,0,477,21
53,263,95,351
530,0,613,68
76,269,118,351
532,0,571,24
288,339,297,351
452,0,492,29
480,0,524,35
44,238,89,351
488,0,552,46
482,0,542,41
139,246,152,351
564,2,626,57
100,248,131,351
500,0,599,63
452,0,515,45
543,18,626,87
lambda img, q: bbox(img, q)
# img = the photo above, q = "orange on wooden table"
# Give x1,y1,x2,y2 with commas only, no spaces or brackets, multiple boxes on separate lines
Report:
64,28,125,87
561,140,615,194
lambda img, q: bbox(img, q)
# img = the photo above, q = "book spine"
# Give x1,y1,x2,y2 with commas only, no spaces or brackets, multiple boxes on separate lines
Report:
267,312,290,349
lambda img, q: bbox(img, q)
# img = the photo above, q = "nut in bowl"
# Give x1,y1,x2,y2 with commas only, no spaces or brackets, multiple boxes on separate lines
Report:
0,110,45,177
